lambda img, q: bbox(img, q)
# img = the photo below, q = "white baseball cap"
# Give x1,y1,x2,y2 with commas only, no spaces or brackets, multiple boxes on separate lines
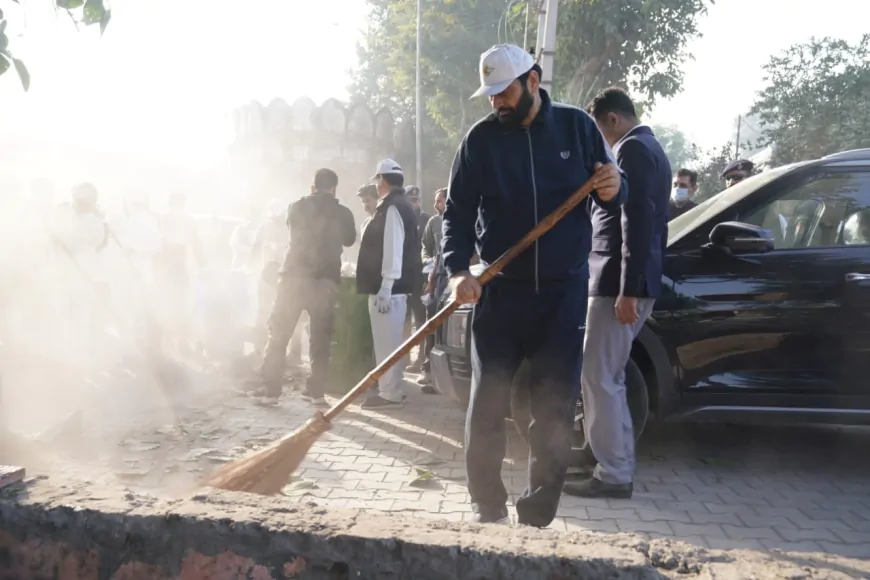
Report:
371,159,404,180
471,44,536,98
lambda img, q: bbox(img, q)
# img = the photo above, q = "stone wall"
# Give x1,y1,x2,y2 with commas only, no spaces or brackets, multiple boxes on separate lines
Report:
0,478,861,580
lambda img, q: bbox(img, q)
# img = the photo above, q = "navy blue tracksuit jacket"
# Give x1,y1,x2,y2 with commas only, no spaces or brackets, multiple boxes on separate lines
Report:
589,125,672,298
442,90,628,527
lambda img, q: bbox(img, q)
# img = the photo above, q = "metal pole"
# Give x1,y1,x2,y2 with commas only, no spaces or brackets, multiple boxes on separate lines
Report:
735,115,742,159
535,0,547,62
415,0,423,192
523,1,531,49
539,0,559,94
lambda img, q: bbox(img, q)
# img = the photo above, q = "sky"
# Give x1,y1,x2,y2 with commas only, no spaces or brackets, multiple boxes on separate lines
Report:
0,0,866,164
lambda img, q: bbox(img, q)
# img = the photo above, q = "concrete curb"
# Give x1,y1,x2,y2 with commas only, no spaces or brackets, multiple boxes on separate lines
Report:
0,478,864,579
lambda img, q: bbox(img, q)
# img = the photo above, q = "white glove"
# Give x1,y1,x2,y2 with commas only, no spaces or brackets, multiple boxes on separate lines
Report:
421,293,433,307
374,285,392,314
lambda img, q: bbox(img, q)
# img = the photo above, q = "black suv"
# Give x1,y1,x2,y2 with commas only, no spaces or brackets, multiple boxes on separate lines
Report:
429,149,870,452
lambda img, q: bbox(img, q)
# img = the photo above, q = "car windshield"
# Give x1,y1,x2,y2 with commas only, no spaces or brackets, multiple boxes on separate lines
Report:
667,163,807,246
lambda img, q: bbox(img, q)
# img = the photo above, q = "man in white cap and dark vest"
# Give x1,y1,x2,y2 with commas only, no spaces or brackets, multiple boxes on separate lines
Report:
356,159,421,409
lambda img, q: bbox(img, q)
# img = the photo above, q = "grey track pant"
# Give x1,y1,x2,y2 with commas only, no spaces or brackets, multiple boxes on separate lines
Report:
581,296,655,485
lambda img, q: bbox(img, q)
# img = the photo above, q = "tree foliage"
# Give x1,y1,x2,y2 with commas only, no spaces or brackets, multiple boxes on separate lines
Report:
0,0,110,91
553,0,709,108
351,0,711,166
750,34,870,166
651,124,699,171
694,141,733,202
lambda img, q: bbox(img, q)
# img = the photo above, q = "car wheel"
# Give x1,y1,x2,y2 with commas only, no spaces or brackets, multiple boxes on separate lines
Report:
510,358,649,461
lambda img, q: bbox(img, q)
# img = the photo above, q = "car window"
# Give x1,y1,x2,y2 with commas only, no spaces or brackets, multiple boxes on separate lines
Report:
739,170,870,249
667,163,804,246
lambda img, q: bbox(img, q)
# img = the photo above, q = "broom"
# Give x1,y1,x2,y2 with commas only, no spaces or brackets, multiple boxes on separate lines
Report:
203,172,604,495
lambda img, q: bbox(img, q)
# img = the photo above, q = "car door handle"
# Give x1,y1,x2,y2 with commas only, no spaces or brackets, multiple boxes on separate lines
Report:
845,272,870,282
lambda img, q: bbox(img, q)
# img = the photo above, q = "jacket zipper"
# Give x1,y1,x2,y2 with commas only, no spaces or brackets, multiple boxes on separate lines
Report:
526,130,540,294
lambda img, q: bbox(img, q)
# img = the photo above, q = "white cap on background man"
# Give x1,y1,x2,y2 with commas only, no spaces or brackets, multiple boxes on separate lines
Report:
371,159,404,180
471,43,536,98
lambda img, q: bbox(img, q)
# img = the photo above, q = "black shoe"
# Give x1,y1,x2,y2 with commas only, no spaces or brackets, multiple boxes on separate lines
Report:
361,395,405,409
300,389,328,407
562,477,633,499
471,506,510,525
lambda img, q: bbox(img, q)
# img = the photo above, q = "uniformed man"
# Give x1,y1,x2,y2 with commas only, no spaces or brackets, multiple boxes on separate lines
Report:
442,44,625,527
721,159,754,188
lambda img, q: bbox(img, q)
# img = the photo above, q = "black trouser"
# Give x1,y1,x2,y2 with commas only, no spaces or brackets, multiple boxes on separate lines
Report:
466,277,587,528
260,276,338,397
421,274,448,374
406,289,427,364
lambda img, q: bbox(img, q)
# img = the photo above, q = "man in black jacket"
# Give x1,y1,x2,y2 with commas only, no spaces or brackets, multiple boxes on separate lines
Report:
259,168,356,405
356,160,421,409
444,44,625,527
564,87,671,499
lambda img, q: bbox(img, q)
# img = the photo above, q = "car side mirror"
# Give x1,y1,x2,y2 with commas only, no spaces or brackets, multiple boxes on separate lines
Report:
705,221,775,255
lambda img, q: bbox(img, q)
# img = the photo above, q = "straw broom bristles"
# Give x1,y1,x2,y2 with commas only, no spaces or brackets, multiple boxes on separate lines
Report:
202,412,332,495
200,175,599,495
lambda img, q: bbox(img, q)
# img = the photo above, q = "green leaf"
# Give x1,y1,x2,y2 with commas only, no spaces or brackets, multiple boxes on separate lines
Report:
412,467,434,479
0,52,10,77
56,0,84,9
82,0,105,26
408,467,443,489
99,8,111,35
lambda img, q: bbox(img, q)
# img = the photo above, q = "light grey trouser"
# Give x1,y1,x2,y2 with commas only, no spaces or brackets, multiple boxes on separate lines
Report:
368,294,408,402
581,296,656,485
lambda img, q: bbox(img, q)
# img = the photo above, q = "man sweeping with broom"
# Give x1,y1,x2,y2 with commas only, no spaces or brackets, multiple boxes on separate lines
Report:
442,44,625,527
201,45,622,499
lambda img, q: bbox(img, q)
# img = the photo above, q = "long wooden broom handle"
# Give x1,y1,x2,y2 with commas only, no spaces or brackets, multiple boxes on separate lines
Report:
324,175,599,421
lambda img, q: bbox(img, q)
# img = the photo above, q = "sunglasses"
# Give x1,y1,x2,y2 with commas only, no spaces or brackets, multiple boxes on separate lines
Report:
725,174,747,183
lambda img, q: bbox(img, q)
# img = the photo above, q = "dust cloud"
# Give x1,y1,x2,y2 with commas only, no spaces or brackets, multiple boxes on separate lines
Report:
0,144,322,494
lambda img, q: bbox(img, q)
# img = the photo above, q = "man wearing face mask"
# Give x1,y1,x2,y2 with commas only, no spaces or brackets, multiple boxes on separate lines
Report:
668,168,699,221
443,44,625,526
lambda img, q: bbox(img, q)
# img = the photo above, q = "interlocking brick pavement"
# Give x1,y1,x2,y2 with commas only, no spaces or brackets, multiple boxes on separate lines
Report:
33,369,870,564
275,380,870,562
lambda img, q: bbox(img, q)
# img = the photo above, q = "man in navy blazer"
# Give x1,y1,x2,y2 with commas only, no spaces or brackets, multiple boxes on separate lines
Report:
564,87,671,499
